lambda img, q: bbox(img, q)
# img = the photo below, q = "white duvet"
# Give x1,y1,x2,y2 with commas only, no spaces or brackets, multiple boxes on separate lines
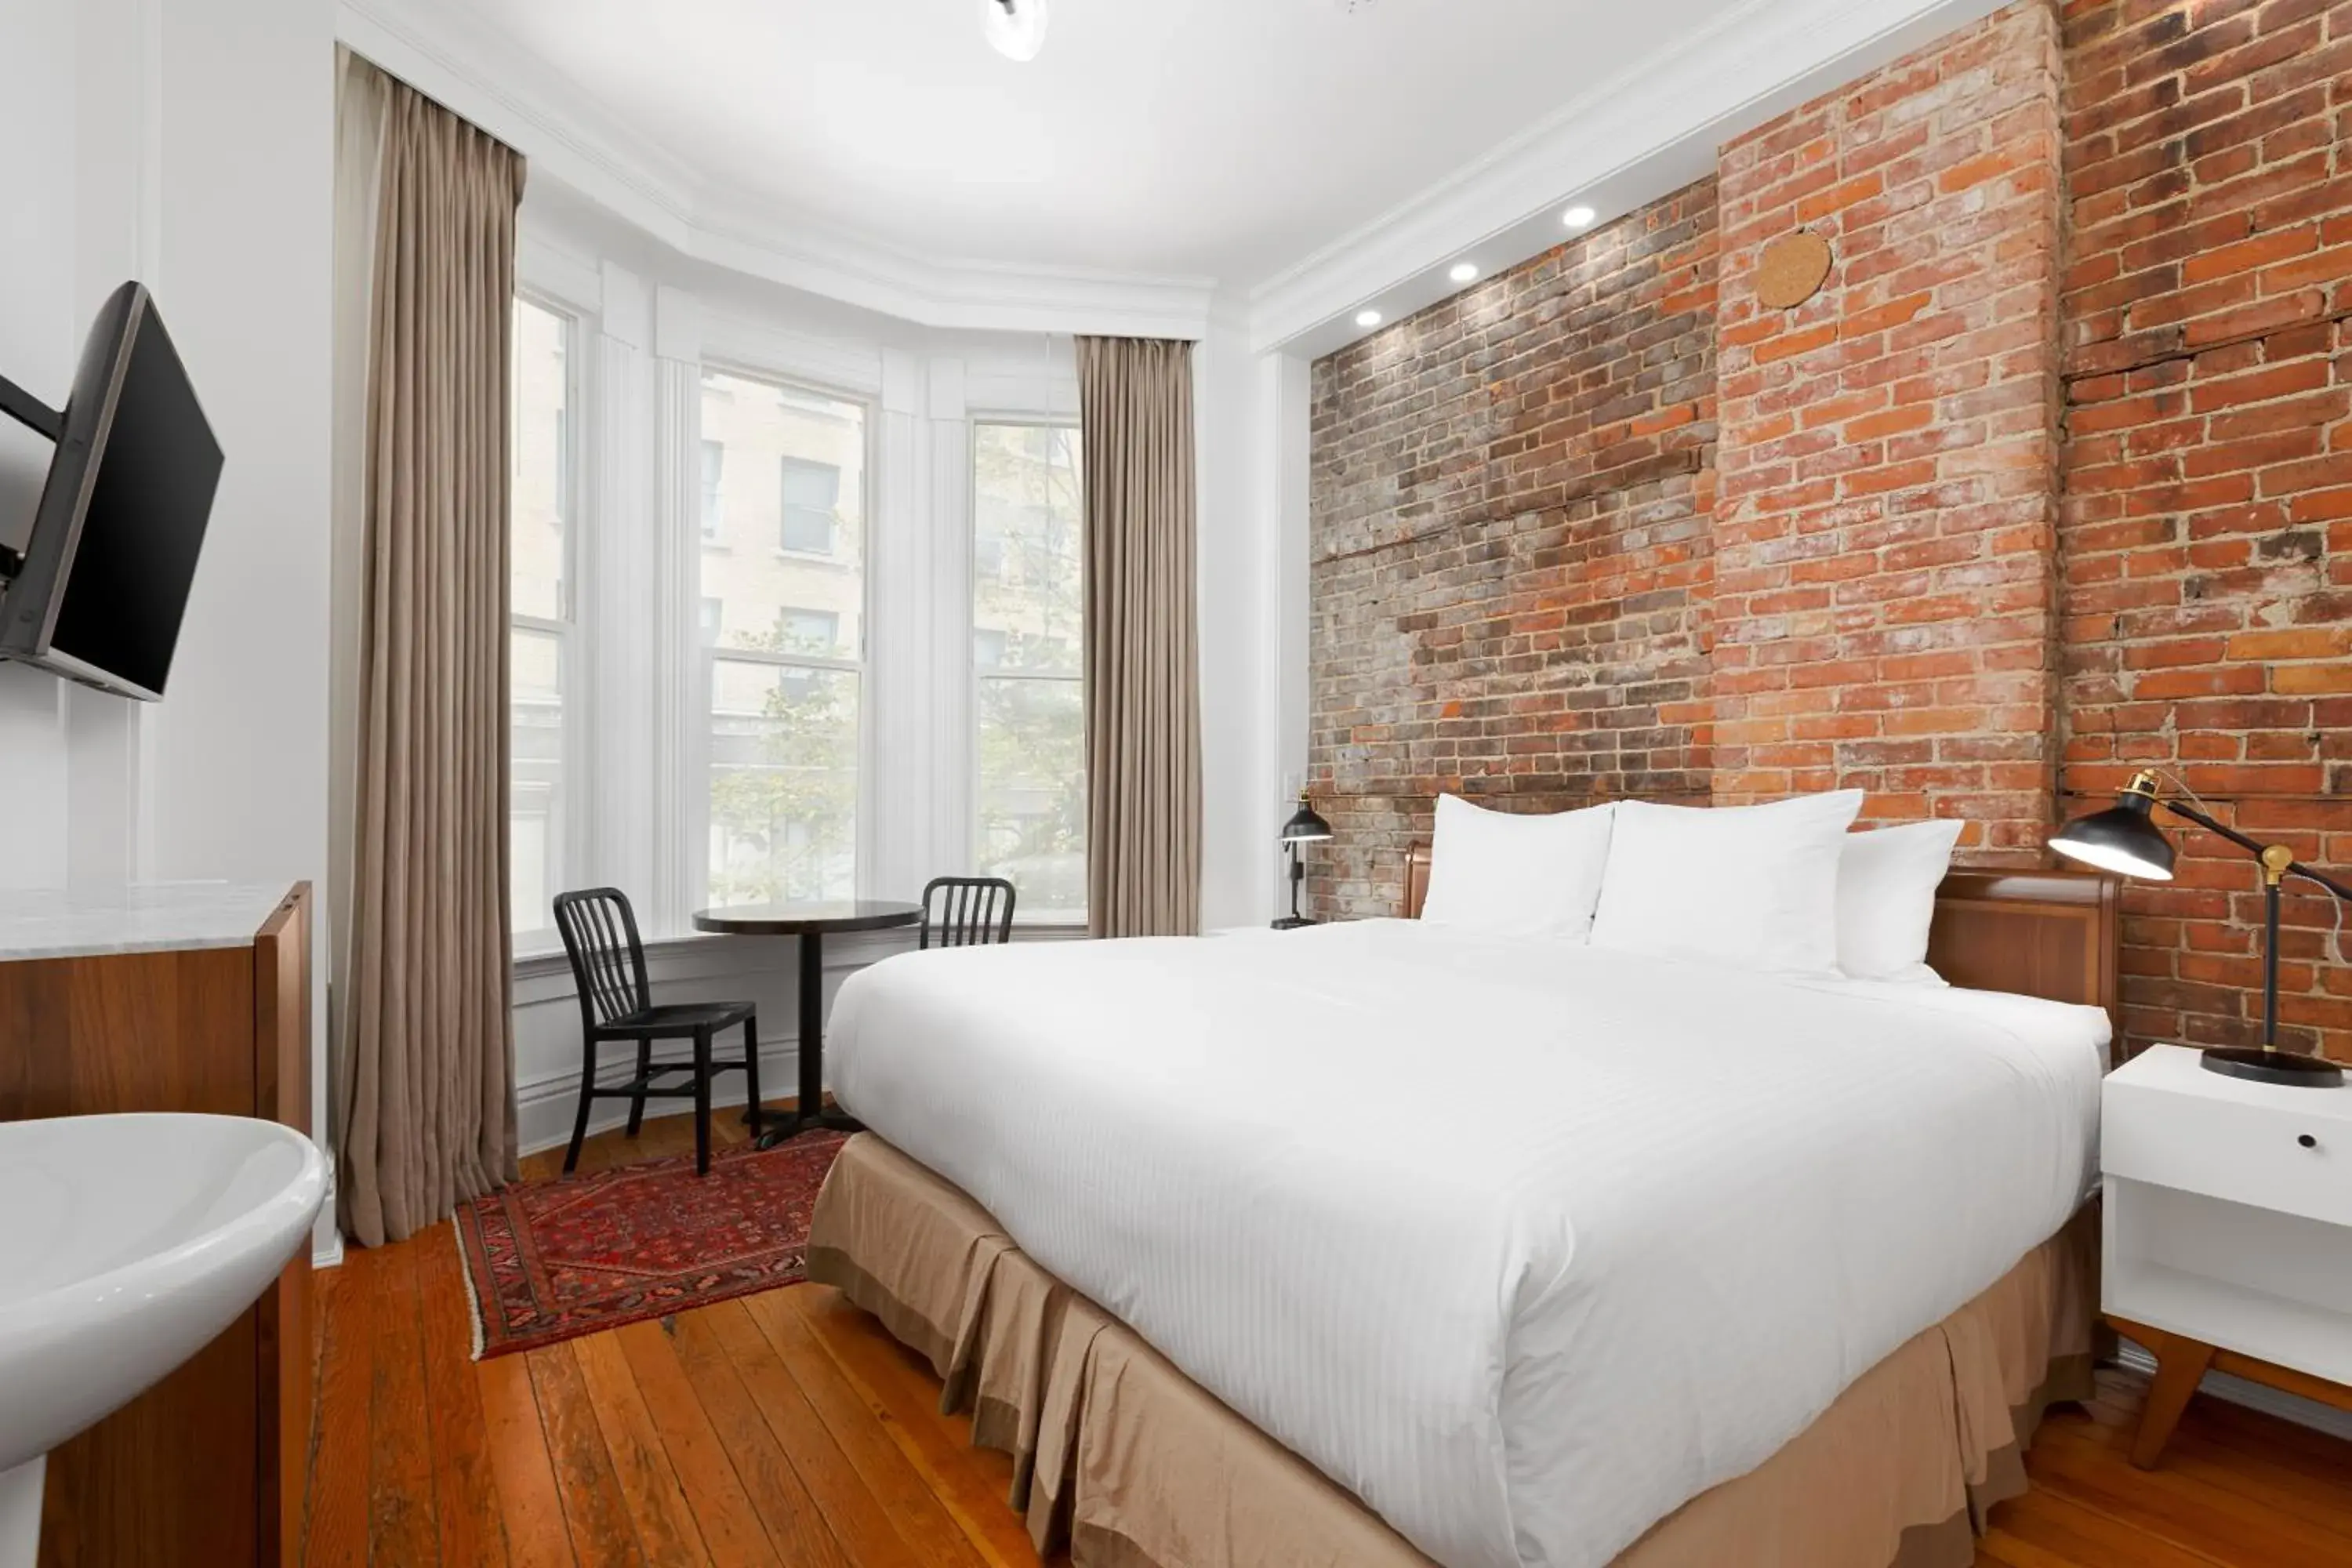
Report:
827,920,2107,1568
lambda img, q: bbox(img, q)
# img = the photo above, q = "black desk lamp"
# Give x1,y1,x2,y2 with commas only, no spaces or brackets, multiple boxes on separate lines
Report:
2052,769,2346,1088
1274,793,1333,931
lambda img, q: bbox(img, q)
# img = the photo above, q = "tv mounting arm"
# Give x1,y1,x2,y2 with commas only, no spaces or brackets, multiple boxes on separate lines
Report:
0,371,60,585
0,370,62,445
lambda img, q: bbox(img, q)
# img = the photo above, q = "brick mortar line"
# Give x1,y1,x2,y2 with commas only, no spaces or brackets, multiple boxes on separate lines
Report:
1311,468,1712,570
2062,300,2352,390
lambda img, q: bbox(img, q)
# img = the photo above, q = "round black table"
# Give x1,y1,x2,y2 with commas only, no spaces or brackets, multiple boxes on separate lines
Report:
691,899,922,1149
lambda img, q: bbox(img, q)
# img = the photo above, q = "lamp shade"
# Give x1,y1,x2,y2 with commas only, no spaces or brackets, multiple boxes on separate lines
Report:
2049,782,2176,881
1279,795,1333,844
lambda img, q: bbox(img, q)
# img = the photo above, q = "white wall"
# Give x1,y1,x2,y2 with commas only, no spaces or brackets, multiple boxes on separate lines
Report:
1196,310,1279,931
1,0,335,1230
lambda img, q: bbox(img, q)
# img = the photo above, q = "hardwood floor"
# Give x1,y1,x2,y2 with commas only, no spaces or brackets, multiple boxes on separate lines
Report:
301,1109,2352,1568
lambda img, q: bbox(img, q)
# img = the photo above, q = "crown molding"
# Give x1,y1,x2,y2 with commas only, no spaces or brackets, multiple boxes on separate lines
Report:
1245,0,2006,359
335,0,1218,341
343,0,2004,359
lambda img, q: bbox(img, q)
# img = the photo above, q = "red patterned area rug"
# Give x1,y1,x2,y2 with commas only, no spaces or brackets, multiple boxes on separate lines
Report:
453,1131,848,1359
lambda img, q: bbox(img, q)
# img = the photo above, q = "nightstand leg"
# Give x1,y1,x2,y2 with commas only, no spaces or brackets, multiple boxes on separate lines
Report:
2131,1327,2216,1469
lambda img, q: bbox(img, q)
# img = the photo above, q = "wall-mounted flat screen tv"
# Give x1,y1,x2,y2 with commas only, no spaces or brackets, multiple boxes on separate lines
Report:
0,281,223,701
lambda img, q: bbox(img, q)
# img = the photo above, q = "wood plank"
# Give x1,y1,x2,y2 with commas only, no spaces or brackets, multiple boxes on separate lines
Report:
2023,1423,2352,1565
610,1319,785,1568
664,1307,853,1568
1982,1488,2233,1568
303,1248,374,1568
699,1301,935,1568
572,1331,714,1566
524,1343,648,1568
740,1290,994,1568
368,1234,442,1566
415,1222,514,1568
477,1352,578,1568
789,1287,1044,1568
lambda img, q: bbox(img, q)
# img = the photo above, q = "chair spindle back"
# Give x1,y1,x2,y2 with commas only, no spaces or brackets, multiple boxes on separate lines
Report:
920,877,1017,949
554,888,652,1028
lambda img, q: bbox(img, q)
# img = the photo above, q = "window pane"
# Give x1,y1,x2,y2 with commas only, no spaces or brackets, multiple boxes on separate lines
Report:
511,626,565,931
511,299,569,621
973,423,1083,675
973,421,1084,920
709,656,859,905
976,675,1085,922
779,457,840,554
699,371,864,659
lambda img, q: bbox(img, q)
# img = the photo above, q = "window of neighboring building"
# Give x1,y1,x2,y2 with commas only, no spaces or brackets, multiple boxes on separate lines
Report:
700,439,725,540
779,456,840,556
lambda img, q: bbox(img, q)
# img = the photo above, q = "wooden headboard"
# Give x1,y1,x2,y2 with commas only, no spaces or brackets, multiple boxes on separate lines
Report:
1399,844,2120,1018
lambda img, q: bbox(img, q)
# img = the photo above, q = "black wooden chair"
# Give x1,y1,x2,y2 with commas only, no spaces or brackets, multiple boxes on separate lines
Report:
920,876,1017,949
553,887,761,1177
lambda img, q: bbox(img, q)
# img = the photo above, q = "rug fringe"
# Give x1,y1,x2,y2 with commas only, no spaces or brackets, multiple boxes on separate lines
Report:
454,1217,488,1361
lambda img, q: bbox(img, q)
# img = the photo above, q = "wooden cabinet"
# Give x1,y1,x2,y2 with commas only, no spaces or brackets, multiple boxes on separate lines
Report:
0,884,314,1568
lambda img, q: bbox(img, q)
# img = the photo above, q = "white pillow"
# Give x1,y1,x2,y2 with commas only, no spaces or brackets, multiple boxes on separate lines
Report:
1420,795,1617,940
1589,790,1864,975
1837,818,1964,984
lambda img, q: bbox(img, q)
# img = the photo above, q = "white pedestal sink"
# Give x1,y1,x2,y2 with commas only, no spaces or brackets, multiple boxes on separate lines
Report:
0,1114,326,1568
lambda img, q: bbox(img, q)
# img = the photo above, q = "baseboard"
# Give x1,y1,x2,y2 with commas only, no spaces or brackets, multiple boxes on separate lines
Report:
311,1165,343,1269
515,1041,803,1157
2111,1338,2352,1443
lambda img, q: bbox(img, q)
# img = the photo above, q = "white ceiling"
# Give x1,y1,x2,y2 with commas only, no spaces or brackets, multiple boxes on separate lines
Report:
465,0,1726,287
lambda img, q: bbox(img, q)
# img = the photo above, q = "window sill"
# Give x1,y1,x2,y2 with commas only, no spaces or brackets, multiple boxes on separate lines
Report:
511,920,1089,986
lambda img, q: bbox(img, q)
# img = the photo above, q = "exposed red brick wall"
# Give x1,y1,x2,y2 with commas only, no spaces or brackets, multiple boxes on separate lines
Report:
1711,0,2067,856
2059,0,2352,1060
1306,185,1718,917
1303,0,2349,1061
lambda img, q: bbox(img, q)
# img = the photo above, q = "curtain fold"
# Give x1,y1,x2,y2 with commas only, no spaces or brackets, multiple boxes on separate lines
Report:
1076,337,1202,938
334,59,526,1247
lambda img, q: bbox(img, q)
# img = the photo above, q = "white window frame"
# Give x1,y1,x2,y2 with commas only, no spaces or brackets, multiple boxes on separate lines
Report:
686,359,879,916
510,289,590,952
968,416,1085,925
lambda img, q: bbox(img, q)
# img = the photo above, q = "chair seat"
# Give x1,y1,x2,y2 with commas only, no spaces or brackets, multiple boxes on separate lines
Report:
595,1000,757,1037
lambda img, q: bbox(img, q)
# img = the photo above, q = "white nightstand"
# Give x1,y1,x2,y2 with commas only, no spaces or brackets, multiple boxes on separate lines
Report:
2101,1044,2352,1465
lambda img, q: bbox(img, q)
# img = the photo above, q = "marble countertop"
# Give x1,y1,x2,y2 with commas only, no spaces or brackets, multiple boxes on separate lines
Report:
0,882,293,961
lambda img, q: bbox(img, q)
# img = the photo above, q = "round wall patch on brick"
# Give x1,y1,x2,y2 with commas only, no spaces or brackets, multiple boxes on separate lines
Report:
1755,230,1834,309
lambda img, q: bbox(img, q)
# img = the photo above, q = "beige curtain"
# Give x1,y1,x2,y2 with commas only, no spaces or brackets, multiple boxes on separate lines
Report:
1076,338,1201,938
334,59,526,1247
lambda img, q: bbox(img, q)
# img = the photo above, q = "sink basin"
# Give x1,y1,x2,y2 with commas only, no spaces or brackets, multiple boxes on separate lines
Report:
0,1114,326,1565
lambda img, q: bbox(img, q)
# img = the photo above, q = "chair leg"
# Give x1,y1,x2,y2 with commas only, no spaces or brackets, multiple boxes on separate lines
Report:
626,1040,652,1137
693,1027,713,1177
564,1036,597,1175
741,1011,764,1130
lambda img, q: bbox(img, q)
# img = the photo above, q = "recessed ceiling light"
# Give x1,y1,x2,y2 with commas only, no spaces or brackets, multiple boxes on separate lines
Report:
1563,204,1596,230
1449,262,1479,284
1355,309,1383,328
983,0,1049,61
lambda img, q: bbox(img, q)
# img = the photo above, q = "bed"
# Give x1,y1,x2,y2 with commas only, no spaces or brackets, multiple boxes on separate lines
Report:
808,852,2121,1568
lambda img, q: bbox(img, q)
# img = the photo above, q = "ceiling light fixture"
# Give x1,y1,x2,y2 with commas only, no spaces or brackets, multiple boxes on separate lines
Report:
1355,309,1383,328
983,0,1050,61
1449,262,1479,284
1563,204,1596,230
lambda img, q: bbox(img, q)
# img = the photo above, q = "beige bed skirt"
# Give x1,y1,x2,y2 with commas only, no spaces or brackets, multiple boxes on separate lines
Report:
807,1134,2097,1568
